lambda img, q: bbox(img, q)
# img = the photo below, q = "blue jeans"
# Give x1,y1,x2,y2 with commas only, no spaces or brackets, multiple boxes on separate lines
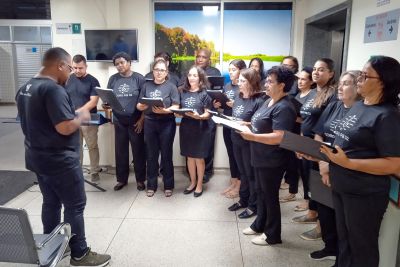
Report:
144,118,176,191
36,166,87,258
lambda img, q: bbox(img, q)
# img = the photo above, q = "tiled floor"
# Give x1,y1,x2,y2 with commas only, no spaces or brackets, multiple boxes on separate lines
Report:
0,104,333,266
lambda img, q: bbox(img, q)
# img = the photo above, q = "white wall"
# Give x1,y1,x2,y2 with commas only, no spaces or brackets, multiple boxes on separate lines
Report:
293,0,400,69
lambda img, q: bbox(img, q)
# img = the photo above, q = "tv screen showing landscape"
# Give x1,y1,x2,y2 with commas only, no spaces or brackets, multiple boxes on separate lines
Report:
84,29,138,61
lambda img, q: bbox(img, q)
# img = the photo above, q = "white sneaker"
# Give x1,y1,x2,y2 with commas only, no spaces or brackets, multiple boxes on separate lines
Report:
251,234,268,246
242,227,257,235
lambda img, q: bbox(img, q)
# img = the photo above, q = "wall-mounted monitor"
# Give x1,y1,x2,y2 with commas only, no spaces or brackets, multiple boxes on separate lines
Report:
84,29,138,62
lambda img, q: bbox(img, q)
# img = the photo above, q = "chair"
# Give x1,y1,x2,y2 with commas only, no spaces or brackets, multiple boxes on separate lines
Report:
0,206,71,267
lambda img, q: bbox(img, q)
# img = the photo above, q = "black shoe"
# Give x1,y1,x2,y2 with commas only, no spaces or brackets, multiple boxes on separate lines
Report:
228,202,244,212
194,190,203,197
309,249,336,261
137,182,145,191
202,174,211,184
238,208,256,219
183,187,196,195
114,182,127,191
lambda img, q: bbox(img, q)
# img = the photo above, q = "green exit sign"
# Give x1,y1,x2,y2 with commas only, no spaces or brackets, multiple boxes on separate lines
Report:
72,23,81,34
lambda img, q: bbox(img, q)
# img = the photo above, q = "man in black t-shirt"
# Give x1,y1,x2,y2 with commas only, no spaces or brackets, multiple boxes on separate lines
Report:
66,55,101,183
16,47,110,267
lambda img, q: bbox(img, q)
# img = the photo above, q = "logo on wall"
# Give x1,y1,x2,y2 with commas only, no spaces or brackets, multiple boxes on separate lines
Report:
150,89,162,98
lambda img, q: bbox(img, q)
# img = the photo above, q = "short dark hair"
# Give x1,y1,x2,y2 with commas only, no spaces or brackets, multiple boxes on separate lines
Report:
240,68,261,97
179,65,209,92
154,51,172,63
72,54,87,64
266,66,295,93
230,59,247,70
42,47,70,66
368,56,400,106
112,52,131,65
282,56,299,73
249,57,265,79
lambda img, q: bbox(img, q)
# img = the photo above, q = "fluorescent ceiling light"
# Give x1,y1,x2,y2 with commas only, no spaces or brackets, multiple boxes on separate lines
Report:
202,6,218,16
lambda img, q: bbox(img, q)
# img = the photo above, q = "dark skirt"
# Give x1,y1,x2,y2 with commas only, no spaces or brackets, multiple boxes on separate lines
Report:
180,118,210,158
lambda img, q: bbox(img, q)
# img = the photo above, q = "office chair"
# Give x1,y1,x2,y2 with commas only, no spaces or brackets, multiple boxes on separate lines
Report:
0,207,71,267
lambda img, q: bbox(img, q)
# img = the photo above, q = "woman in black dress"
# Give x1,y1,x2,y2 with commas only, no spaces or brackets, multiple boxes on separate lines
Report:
137,59,180,197
240,66,296,246
321,56,400,267
228,68,265,219
214,59,247,198
178,66,212,197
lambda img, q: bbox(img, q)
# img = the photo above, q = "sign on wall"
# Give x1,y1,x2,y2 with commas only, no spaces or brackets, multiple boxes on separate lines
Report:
364,8,400,43
56,23,81,34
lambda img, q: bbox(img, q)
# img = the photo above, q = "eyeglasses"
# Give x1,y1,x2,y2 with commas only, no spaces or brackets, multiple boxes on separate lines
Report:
153,68,167,73
357,72,380,82
63,62,73,72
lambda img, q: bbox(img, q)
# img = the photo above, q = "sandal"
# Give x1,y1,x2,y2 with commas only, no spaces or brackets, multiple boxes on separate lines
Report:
279,193,296,203
164,190,173,197
225,190,239,199
146,190,155,197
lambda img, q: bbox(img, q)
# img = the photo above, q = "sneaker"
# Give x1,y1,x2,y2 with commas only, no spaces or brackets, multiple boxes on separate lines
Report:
279,193,296,203
291,214,317,224
70,248,111,267
309,249,336,261
242,227,258,235
90,173,100,183
251,234,268,246
300,227,322,241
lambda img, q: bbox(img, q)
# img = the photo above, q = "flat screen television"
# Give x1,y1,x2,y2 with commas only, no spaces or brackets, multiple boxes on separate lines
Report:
84,29,138,62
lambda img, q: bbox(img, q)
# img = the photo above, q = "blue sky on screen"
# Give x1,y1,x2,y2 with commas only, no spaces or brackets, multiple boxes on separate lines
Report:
155,9,291,56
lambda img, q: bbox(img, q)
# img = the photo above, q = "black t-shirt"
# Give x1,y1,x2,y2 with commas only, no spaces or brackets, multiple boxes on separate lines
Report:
139,80,180,120
330,101,400,194
313,101,350,145
16,77,79,175
222,83,239,116
231,93,265,145
144,72,180,87
65,73,100,113
107,72,144,120
299,89,336,137
180,89,212,116
250,96,296,168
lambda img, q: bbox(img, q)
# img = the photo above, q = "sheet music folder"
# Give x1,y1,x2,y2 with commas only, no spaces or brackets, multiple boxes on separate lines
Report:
139,97,164,107
207,90,230,108
211,116,249,132
170,108,195,116
280,131,336,161
95,87,125,113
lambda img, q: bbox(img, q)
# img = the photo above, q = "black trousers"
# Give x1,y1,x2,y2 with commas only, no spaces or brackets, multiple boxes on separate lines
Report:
283,151,301,194
204,120,216,177
144,118,176,191
233,141,256,211
222,127,240,179
251,166,284,243
317,202,338,255
114,116,146,184
332,190,388,267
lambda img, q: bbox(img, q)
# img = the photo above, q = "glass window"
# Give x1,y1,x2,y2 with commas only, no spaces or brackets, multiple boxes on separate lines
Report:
13,26,40,42
40,27,52,43
0,26,11,41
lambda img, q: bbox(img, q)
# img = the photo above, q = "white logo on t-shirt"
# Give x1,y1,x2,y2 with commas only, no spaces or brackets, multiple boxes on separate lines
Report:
118,83,130,93
26,84,32,91
251,112,261,132
150,89,162,98
331,115,358,141
185,97,196,108
233,105,244,118
225,90,235,100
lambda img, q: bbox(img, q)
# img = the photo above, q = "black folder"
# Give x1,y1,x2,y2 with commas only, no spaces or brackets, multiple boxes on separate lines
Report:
95,87,125,113
309,169,334,209
279,131,336,161
139,97,164,107
207,90,230,108
207,76,225,90
170,108,196,116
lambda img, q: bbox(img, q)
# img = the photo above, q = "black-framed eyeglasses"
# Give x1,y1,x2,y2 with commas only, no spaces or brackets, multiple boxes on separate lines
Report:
63,62,73,72
357,72,380,82
153,68,167,73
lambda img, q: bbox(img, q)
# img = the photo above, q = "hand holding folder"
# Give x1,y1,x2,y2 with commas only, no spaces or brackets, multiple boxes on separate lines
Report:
95,87,125,113
139,97,164,107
